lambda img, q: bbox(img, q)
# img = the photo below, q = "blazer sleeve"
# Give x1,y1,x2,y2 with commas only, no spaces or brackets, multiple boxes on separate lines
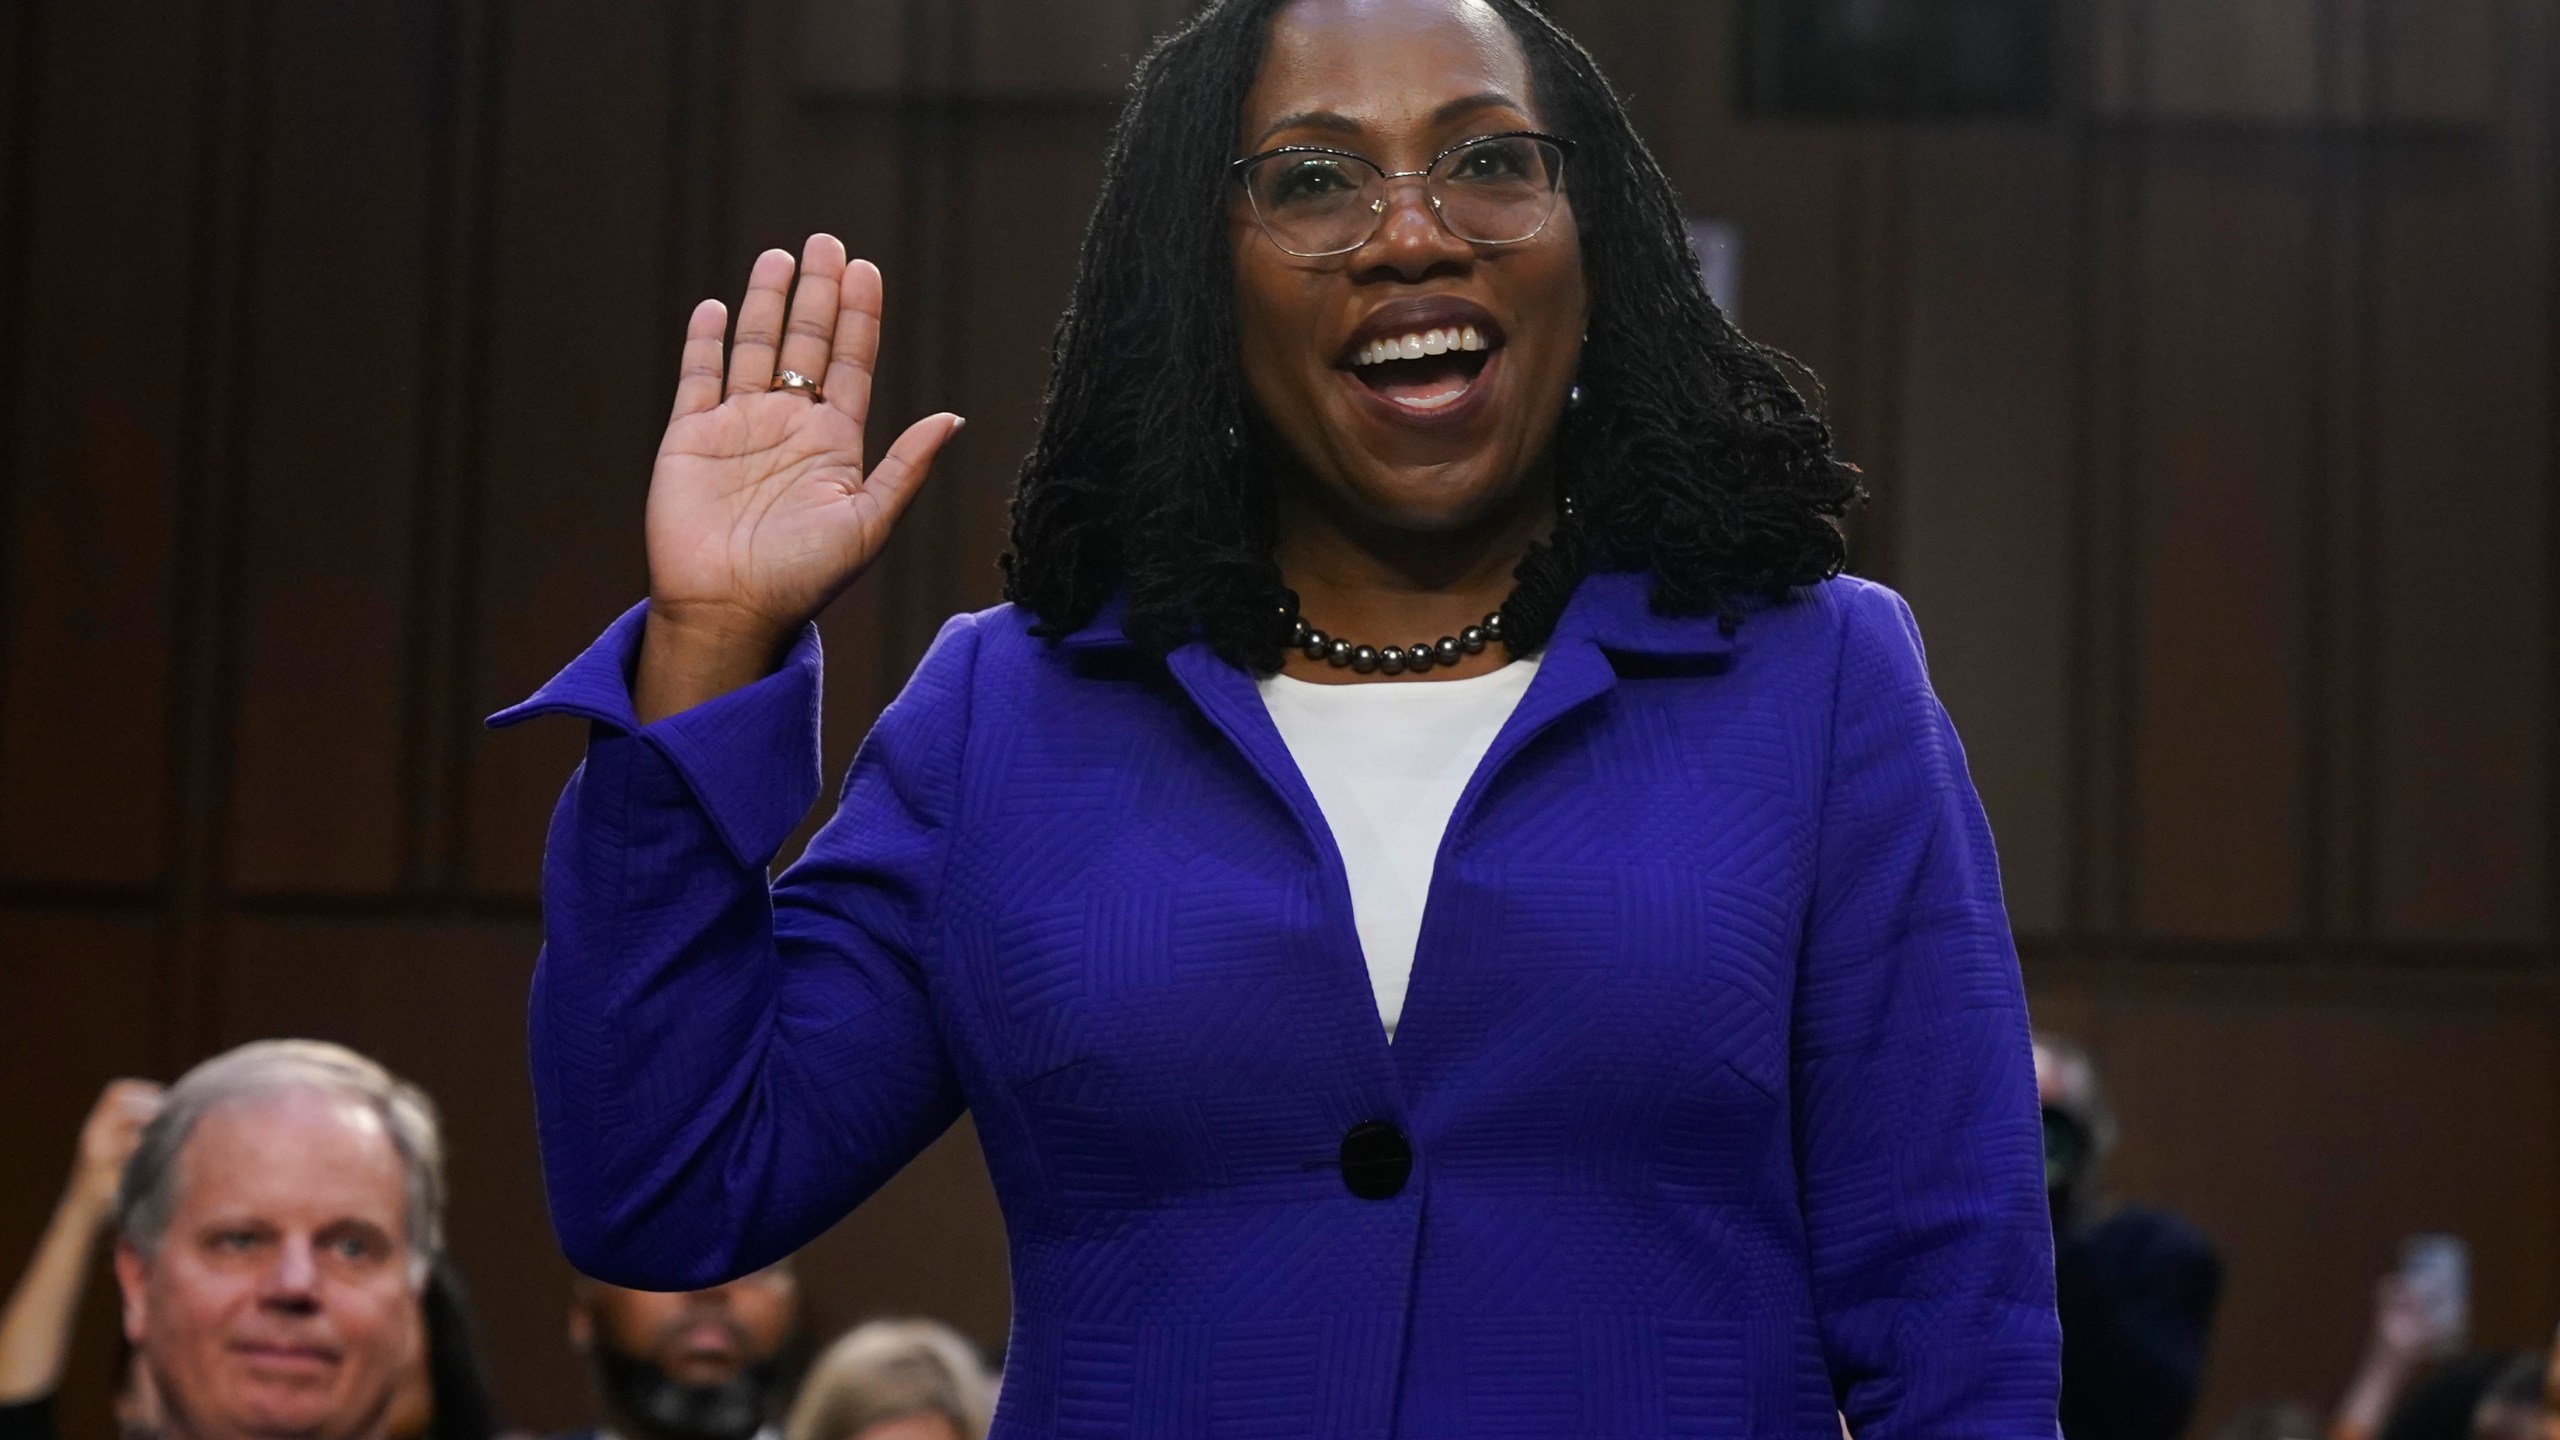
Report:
1793,583,2060,1437
490,604,979,1289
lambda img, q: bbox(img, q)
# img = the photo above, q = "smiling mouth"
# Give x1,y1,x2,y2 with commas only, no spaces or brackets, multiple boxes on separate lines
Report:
1347,324,1496,412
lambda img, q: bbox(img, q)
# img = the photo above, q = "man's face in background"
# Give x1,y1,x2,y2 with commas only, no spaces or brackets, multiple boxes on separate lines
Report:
571,1267,800,1440
115,1090,422,1440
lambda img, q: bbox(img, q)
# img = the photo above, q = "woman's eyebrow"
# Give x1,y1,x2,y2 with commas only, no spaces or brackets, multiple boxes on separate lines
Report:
1254,109,1365,148
1250,90,1530,151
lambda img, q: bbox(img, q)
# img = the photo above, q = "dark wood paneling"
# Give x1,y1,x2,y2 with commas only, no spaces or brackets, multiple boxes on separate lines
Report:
2368,149,2548,942
461,0,677,895
2127,143,2319,938
0,3,200,885
223,2,435,893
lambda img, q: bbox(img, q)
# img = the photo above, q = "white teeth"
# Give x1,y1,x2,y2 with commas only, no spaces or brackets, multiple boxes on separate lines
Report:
1350,326,1497,366
1392,387,1466,410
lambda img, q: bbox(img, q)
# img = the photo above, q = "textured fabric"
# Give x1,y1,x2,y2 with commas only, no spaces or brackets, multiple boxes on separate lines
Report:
494,570,2059,1439
1257,656,1542,1037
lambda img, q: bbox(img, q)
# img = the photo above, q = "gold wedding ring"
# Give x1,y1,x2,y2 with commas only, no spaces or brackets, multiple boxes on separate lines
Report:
773,369,824,401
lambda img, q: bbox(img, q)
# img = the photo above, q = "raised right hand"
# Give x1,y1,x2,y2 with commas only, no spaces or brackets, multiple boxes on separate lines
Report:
638,235,962,720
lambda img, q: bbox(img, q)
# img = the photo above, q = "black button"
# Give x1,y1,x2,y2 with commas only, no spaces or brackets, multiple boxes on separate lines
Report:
1338,1121,1412,1200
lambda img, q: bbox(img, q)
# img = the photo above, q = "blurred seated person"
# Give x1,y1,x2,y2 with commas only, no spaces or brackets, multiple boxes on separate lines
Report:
2,1073,505,1440
560,1266,801,1440
0,1080,165,1440
783,1321,993,1440
109,1041,446,1440
2040,1032,2225,1440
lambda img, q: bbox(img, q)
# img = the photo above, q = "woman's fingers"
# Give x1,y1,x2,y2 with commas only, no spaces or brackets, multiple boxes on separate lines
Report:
825,258,885,430
857,413,965,530
775,234,846,392
670,299,730,420
723,248,798,397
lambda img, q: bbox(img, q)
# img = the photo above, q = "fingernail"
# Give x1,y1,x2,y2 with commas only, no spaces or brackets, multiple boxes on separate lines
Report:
948,415,968,436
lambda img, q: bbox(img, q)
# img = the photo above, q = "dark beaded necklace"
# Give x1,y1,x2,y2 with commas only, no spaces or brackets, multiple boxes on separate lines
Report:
1285,608,1505,677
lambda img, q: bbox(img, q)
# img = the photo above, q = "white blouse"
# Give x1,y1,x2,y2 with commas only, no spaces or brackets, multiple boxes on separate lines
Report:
1256,656,1542,1038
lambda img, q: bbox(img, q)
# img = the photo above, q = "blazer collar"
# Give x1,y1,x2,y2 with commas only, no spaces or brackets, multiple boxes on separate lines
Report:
1052,570,1735,659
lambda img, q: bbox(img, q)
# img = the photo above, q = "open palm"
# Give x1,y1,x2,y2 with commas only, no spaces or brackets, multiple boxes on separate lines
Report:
647,236,961,640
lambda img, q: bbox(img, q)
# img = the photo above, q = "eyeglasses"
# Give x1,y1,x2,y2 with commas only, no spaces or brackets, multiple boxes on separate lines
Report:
1230,131,1576,258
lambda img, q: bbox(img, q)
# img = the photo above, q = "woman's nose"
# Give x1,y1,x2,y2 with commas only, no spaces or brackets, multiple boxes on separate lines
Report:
1359,179,1468,277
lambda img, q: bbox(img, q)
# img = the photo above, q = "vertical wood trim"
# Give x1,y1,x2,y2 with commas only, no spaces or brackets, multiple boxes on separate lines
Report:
881,0,972,690
2064,0,2101,940
2344,0,2388,939
2107,0,2158,939
0,0,41,770
2544,0,2560,958
434,3,511,893
396,0,470,890
157,0,268,1071
2302,0,2340,939
661,0,744,402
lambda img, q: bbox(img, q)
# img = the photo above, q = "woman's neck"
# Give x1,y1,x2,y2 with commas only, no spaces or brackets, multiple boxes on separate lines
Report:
1271,482,1554,683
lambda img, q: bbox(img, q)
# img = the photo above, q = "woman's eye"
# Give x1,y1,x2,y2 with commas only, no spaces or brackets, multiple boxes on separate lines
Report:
1271,161,1353,204
1453,145,1527,180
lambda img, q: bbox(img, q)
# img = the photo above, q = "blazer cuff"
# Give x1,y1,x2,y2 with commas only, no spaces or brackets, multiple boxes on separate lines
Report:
489,601,826,870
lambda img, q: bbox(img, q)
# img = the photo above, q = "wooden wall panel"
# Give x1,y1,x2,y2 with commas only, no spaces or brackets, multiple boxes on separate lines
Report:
462,1,675,895
2368,154,2549,942
2128,149,2319,938
1892,131,2079,933
223,2,434,892
0,4,200,885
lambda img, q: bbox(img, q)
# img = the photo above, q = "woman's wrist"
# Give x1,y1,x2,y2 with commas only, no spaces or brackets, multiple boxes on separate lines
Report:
635,601,797,724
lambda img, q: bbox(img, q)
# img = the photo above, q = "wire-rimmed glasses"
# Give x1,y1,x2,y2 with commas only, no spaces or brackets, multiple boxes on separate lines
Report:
1230,131,1576,259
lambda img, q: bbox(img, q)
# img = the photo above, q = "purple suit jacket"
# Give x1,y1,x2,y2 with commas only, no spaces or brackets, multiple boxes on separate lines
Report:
495,571,2059,1438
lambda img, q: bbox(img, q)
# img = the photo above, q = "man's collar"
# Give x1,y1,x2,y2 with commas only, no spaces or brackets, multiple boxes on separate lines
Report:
1052,570,1736,659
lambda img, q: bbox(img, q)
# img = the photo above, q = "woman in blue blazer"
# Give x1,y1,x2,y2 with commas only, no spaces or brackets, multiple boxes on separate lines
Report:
498,0,2060,1433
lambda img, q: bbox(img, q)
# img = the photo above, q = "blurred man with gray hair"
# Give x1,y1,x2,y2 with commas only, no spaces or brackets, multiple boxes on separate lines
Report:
110,1041,442,1440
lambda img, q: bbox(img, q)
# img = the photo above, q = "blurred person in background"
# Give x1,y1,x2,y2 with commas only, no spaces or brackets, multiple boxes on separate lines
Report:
110,1040,443,1440
2467,1351,2545,1440
0,1080,165,1440
781,1321,992,1440
558,1268,801,1440
1,1073,507,1440
2040,1033,2224,1440
2333,1265,2475,1440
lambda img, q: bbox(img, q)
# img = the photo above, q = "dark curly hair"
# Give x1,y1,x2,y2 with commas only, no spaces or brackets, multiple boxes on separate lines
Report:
1001,0,1862,672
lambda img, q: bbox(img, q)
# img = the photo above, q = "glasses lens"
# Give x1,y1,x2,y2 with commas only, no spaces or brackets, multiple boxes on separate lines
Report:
1431,136,1565,244
1245,152,1379,256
